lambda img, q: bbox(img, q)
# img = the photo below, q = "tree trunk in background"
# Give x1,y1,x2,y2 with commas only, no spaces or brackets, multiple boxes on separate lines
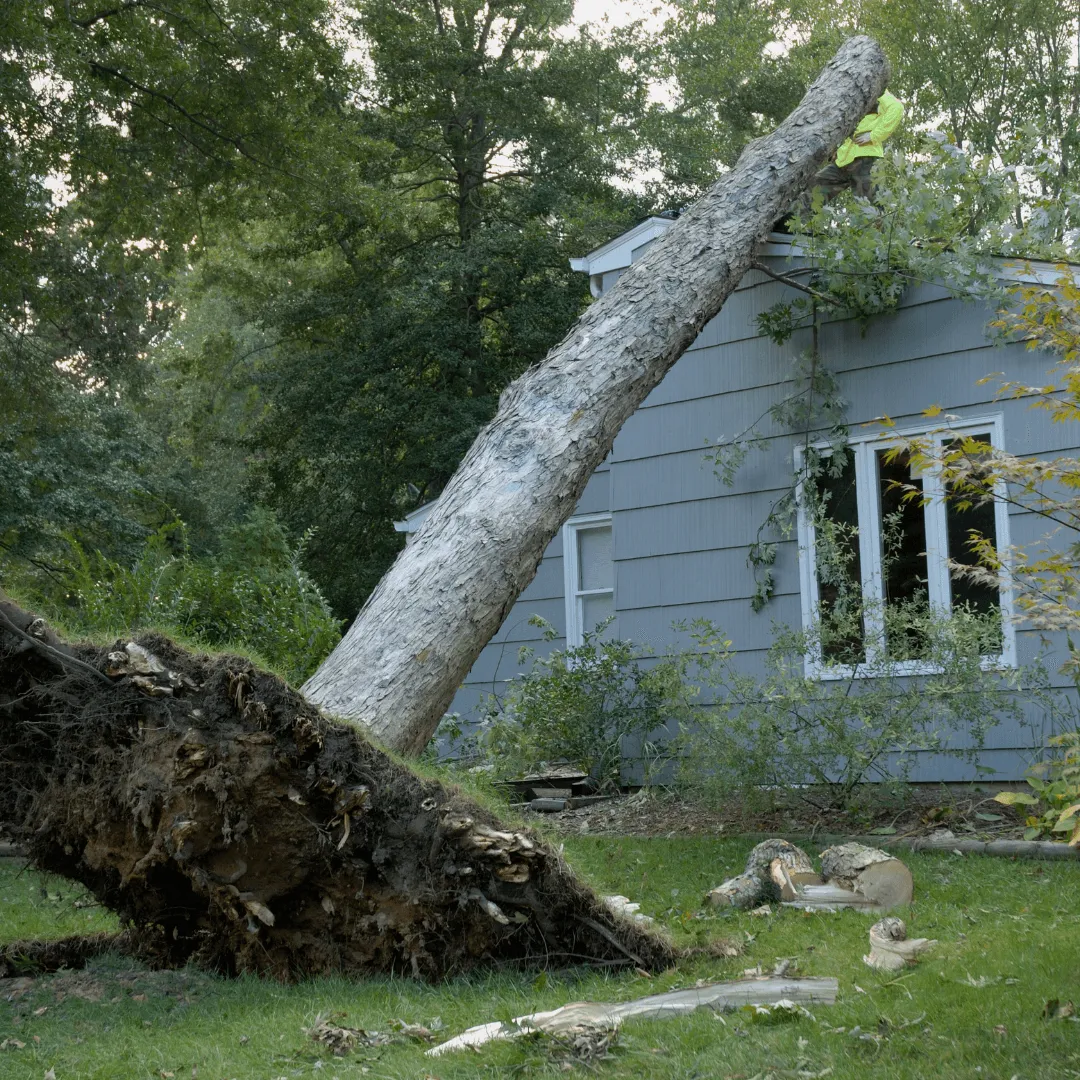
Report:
303,37,891,755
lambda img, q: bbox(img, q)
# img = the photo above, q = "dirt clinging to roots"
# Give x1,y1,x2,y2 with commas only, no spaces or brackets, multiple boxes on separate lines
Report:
0,602,676,980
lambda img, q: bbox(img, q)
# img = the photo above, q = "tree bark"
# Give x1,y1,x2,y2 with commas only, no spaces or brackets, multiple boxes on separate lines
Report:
303,36,891,755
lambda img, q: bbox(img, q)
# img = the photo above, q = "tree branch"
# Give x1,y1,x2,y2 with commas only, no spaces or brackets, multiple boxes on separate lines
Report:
87,62,299,179
751,259,841,307
68,0,145,28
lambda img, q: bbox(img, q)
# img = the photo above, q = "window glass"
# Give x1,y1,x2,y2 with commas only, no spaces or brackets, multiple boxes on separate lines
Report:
875,449,930,659
577,526,613,590
944,435,1002,629
876,449,928,608
813,454,863,662
581,592,615,636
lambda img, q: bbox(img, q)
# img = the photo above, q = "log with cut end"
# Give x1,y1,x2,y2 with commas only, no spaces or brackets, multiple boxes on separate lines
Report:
302,37,892,755
708,839,816,908
0,602,676,980
863,917,935,971
819,842,914,910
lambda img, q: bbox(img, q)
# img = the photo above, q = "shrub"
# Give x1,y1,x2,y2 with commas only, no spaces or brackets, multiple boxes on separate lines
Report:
995,732,1080,844
478,618,696,790
679,608,1028,814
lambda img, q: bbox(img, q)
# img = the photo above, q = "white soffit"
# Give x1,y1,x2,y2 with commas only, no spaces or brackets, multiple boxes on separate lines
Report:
569,216,677,277
393,500,435,534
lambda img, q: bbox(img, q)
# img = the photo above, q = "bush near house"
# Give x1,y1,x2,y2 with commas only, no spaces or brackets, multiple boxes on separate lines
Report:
474,608,1030,813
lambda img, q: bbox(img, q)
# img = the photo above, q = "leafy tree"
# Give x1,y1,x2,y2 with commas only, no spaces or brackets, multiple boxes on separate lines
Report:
0,0,361,568
649,0,844,193
244,0,664,614
861,0,1080,180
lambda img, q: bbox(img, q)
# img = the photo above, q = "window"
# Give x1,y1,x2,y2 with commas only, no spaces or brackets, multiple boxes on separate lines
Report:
563,514,614,647
796,418,1015,676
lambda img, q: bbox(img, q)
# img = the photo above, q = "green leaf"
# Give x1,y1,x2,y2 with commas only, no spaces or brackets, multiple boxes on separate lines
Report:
869,826,897,835
1023,826,1043,840
975,812,1003,821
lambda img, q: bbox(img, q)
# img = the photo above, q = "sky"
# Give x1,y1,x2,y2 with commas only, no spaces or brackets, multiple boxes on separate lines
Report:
572,0,674,29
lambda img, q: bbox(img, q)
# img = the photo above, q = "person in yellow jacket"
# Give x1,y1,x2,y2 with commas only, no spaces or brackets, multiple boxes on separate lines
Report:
813,90,904,200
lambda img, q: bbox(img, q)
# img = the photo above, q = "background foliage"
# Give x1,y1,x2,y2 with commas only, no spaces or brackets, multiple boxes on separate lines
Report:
8,0,1080,690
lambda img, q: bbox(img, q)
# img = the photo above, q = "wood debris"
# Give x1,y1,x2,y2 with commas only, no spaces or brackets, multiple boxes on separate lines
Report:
708,839,815,908
862,916,935,971
708,839,915,912
603,895,653,923
427,976,839,1056
818,843,914,910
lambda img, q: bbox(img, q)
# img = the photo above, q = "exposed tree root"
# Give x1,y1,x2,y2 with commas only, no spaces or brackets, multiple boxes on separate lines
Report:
0,601,676,980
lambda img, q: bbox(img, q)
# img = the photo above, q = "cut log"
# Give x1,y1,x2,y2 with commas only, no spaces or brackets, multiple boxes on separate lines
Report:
0,602,676,980
862,917,935,971
770,860,824,901
427,976,840,1055
780,883,884,912
301,37,891,755
819,843,914,910
708,839,815,908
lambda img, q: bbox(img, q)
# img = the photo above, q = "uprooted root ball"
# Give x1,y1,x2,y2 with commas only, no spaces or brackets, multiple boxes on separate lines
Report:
0,602,676,980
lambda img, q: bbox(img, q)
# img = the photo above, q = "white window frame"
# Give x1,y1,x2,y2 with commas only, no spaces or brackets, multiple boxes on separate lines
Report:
562,513,614,648
796,415,1016,679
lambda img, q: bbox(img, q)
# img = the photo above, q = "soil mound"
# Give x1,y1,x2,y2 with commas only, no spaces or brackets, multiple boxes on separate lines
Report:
0,602,675,980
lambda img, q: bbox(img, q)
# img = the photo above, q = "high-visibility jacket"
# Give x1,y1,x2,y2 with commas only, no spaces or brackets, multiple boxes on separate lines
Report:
835,91,904,168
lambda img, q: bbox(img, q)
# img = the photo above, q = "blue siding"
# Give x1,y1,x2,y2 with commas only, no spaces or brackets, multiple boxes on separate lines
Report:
446,254,1080,780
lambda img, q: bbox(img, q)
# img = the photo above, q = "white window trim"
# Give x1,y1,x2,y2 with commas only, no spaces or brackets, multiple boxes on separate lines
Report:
562,513,614,648
796,415,1017,680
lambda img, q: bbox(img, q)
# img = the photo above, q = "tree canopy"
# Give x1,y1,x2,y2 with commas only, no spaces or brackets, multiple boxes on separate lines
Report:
7,0,1080,673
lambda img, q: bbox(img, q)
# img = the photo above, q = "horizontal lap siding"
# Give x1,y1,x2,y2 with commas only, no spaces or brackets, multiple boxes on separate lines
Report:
446,263,1080,777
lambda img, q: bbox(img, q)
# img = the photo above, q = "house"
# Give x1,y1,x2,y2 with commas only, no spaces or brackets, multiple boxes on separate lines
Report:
399,219,1078,782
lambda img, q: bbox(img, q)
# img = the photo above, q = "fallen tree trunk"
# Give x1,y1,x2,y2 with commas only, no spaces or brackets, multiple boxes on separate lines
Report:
0,602,675,979
302,36,891,755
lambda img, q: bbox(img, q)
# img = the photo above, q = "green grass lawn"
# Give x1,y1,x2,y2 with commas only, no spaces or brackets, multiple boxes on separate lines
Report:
2,837,1078,1080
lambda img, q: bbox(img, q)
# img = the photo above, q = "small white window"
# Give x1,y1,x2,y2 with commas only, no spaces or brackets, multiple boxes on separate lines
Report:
796,417,1016,677
563,514,614,647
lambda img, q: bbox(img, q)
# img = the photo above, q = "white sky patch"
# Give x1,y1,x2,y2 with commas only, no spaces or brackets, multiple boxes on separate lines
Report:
571,0,673,31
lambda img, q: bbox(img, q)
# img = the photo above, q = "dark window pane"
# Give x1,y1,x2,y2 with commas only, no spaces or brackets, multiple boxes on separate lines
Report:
877,448,929,658
812,453,863,662
945,435,1002,642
